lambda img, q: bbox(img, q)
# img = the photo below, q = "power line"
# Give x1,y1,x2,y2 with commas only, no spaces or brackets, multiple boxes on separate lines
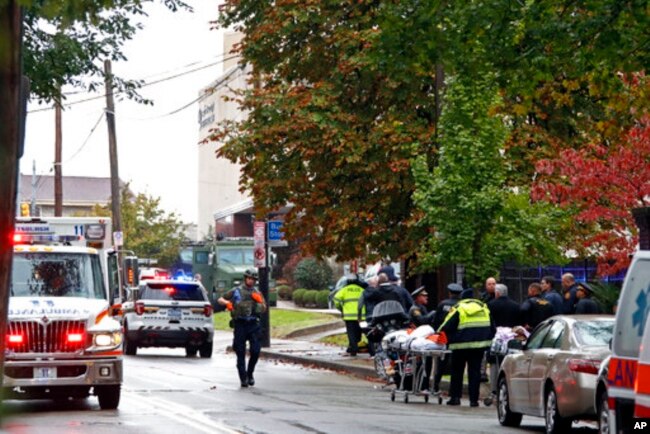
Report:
51,111,105,169
121,65,245,121
28,54,240,114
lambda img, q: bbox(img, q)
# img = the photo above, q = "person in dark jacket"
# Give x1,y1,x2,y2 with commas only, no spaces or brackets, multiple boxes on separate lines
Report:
480,276,497,303
487,283,521,328
561,273,579,314
486,283,521,397
431,283,463,394
540,275,564,315
409,286,435,327
520,282,555,331
380,265,413,311
439,292,496,407
574,282,602,314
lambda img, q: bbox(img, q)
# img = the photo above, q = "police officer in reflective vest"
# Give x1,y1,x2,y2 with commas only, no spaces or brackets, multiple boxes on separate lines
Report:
218,269,266,387
439,289,495,407
333,274,366,356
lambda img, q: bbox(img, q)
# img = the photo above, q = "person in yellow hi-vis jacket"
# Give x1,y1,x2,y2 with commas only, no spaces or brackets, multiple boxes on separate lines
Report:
438,289,495,407
333,274,366,356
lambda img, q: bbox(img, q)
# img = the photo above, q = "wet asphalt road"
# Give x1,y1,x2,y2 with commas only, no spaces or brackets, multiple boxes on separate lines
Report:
0,332,597,434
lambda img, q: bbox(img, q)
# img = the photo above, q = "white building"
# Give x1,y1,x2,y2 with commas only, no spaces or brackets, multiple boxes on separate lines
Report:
197,31,251,240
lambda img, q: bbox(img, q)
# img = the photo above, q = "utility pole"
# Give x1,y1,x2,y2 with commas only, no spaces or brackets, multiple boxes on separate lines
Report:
0,0,24,390
31,159,37,215
54,100,62,216
103,59,122,241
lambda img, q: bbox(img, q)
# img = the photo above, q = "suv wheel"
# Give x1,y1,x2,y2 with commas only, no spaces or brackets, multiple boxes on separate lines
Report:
123,323,137,356
199,341,213,358
185,346,198,357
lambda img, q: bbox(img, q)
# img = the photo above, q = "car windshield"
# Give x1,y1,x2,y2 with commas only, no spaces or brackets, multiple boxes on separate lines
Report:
141,283,206,301
11,252,105,299
218,248,254,266
573,320,614,346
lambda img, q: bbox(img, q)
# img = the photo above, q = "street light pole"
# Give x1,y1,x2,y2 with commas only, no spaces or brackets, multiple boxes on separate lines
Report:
259,219,271,348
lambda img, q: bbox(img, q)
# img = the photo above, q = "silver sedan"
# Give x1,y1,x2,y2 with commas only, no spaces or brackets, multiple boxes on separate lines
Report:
496,315,614,434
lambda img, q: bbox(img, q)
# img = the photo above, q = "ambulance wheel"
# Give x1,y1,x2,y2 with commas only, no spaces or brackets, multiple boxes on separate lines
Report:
96,384,120,410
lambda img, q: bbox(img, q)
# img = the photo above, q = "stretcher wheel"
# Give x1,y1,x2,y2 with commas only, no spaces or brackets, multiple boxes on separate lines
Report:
404,394,409,403
438,396,443,404
424,395,429,403
391,391,395,402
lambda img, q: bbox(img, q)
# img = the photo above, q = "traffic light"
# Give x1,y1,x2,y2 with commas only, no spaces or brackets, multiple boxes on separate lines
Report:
20,202,30,217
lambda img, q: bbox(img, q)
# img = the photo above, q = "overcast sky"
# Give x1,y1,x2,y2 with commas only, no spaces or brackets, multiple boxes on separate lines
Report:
20,0,224,224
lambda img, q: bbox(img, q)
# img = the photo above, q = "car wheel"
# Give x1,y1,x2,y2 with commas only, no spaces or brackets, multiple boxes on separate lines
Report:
497,377,522,427
185,346,198,357
96,384,121,410
199,341,213,358
123,323,137,356
545,387,572,434
598,388,610,434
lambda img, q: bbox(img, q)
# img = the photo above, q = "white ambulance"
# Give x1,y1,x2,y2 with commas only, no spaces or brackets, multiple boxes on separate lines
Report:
4,217,124,409
598,249,650,433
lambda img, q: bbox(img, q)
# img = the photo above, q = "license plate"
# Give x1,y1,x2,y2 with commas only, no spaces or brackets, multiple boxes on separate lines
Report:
34,367,56,379
168,308,182,318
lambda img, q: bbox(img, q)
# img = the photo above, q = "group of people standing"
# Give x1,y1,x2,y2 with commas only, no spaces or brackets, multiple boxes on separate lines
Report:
333,269,603,406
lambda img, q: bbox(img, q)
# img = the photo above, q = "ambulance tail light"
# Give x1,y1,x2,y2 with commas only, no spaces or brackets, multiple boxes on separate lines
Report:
135,301,145,315
203,303,213,317
568,358,600,375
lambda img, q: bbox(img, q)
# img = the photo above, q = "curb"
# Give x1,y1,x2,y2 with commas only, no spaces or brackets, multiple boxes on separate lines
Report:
283,320,343,339
260,349,376,380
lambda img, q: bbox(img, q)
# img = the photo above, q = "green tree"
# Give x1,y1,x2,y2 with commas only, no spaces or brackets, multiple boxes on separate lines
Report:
293,258,333,291
21,0,191,103
214,0,647,273
413,74,567,283
90,184,185,267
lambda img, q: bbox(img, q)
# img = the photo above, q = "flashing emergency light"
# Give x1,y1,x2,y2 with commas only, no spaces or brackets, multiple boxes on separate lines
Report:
7,334,24,344
12,233,81,245
164,286,176,295
67,333,84,343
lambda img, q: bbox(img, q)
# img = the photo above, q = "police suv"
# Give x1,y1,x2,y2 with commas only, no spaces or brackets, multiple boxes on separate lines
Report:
121,277,214,357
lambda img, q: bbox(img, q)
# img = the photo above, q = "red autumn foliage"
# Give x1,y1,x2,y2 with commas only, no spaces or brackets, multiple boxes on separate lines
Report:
532,117,650,276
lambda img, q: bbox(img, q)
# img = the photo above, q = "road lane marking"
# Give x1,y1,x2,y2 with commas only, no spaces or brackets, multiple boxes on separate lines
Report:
122,393,240,434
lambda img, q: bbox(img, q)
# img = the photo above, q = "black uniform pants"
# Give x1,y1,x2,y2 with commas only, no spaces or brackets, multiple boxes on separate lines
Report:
344,320,362,354
449,348,485,403
233,319,261,382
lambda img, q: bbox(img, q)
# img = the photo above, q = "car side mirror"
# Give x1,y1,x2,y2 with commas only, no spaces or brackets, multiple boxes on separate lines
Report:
507,339,524,351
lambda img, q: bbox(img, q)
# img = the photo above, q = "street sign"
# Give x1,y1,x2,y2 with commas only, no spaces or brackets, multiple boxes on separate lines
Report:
113,231,123,247
268,220,288,247
253,221,266,268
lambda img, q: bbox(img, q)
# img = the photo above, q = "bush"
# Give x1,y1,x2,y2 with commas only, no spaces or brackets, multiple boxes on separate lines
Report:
293,288,307,306
315,290,330,309
303,289,318,307
276,284,293,300
293,257,333,290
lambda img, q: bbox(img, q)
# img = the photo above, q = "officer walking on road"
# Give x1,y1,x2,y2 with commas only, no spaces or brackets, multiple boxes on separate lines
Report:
333,274,366,356
218,269,266,388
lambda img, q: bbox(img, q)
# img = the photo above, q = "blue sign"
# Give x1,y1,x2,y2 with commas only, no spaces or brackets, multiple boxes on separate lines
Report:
268,221,285,242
